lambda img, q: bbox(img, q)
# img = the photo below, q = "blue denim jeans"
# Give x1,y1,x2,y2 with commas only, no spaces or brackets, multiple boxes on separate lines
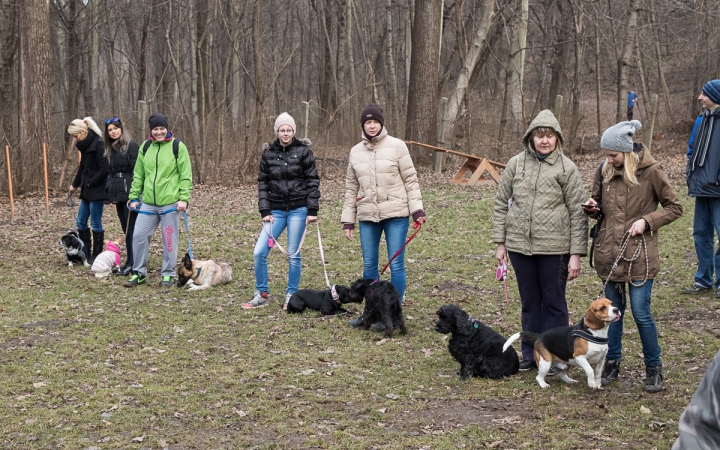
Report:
358,217,410,301
76,199,105,232
604,279,661,367
253,207,308,295
692,197,720,288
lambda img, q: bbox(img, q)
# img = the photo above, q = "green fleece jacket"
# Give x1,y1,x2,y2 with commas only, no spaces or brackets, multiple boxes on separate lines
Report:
129,136,193,206
492,110,588,256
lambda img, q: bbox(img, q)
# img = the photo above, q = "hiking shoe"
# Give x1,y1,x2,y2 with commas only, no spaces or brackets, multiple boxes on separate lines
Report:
546,367,561,377
519,359,536,371
601,359,620,386
123,274,146,287
349,316,365,328
160,276,173,287
682,284,712,294
241,292,269,309
116,264,132,276
283,292,292,311
645,365,663,393
716,289,720,299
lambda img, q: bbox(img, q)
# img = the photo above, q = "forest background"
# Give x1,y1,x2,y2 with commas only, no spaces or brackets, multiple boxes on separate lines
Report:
0,0,717,193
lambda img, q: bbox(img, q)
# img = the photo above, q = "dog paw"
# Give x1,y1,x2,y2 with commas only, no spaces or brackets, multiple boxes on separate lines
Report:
537,377,550,389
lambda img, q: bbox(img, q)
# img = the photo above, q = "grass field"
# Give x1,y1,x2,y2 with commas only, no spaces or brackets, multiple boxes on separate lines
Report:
0,161,717,449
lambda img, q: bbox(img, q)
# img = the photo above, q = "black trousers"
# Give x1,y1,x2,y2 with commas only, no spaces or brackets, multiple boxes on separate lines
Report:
115,203,138,267
508,252,570,362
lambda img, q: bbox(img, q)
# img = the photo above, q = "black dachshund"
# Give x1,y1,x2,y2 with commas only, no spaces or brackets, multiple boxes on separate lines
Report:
435,304,519,379
350,278,407,338
286,285,360,315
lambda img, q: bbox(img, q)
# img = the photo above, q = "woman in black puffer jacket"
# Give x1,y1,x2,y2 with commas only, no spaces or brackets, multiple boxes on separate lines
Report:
68,117,109,263
104,117,140,275
241,112,320,310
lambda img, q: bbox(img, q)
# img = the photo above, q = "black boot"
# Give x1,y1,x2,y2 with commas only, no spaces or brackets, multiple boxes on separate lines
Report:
601,359,620,386
349,315,366,328
78,229,92,262
91,231,104,264
645,365,663,393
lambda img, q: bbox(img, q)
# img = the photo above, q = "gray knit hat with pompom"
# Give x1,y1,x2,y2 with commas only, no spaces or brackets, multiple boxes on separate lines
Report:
600,120,642,153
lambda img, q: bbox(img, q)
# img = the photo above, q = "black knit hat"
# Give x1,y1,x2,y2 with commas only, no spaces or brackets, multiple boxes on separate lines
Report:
360,104,384,128
148,113,168,130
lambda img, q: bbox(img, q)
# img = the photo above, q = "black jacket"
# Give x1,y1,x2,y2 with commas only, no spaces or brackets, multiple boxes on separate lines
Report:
105,141,139,204
258,138,320,218
72,130,109,202
687,112,720,197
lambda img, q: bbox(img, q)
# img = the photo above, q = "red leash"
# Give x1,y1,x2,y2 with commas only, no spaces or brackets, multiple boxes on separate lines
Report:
379,221,422,276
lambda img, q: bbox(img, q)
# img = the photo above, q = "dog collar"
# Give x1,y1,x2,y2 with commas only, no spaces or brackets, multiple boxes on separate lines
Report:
196,267,202,277
331,285,340,304
572,318,608,344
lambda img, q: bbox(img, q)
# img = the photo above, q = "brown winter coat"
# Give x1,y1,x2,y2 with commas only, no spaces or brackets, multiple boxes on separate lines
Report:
341,128,423,224
590,147,682,282
492,110,588,256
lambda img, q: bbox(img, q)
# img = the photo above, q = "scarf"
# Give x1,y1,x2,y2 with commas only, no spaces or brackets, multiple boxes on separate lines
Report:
690,107,720,172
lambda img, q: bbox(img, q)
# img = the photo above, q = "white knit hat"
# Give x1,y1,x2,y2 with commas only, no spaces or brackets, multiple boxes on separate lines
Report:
274,112,296,135
600,120,642,153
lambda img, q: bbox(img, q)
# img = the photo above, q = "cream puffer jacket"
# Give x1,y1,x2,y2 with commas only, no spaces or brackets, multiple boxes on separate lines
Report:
341,128,423,224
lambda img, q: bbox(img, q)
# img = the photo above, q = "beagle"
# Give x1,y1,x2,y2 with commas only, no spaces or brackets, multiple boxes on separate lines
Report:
503,298,621,389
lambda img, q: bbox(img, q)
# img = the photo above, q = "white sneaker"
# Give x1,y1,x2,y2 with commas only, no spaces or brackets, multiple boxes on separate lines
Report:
283,292,293,310
241,291,269,309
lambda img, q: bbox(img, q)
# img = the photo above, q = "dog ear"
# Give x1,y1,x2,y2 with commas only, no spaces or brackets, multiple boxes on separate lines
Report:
451,306,474,335
182,253,193,270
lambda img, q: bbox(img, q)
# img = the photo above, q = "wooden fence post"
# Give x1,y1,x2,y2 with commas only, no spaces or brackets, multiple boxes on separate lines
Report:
5,145,13,221
554,95,564,123
42,143,49,214
434,97,448,174
302,101,310,139
645,94,659,151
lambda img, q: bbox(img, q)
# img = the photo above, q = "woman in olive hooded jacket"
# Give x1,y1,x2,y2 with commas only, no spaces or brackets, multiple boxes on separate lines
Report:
492,109,587,371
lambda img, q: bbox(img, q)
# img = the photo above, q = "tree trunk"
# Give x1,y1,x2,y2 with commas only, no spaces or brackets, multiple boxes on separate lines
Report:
509,0,529,139
444,0,496,145
385,0,399,133
568,0,585,147
616,0,639,123
405,0,442,163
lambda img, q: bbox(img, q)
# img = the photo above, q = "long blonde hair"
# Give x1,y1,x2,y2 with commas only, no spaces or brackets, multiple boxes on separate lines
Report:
602,148,640,186
67,117,103,138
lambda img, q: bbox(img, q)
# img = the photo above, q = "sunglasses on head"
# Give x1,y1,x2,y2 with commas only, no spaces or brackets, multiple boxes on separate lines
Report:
105,117,120,124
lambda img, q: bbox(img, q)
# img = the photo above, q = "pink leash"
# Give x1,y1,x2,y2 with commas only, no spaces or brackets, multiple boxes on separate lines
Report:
491,262,510,325
379,221,422,277
263,222,307,257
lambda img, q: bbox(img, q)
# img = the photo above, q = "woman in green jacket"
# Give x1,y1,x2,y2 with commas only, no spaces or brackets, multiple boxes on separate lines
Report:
492,110,587,372
124,113,193,287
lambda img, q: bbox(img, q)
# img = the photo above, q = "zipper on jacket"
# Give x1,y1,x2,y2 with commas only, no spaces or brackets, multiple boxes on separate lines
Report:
152,140,160,204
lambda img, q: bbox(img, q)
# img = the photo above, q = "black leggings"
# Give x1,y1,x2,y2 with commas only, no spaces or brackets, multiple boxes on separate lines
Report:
115,203,138,266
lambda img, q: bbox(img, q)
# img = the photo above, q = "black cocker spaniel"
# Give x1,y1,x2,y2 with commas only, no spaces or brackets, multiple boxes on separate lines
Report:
350,278,407,338
435,304,519,379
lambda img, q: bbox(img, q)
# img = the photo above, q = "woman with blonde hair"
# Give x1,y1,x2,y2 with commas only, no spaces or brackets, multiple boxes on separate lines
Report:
68,117,109,263
583,120,682,392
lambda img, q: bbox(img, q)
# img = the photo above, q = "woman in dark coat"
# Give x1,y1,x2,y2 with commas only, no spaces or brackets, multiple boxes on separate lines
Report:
68,117,109,263
104,117,140,275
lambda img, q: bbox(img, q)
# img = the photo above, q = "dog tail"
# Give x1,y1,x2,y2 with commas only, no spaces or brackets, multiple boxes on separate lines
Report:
502,332,522,352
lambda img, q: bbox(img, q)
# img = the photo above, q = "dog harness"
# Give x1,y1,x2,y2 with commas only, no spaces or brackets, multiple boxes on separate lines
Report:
572,318,608,345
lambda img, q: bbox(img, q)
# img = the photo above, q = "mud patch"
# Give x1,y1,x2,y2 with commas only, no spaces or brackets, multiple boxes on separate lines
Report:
0,320,68,352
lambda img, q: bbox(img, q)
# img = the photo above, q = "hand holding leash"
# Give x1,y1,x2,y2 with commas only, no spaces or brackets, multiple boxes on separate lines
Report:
628,218,647,236
177,200,188,212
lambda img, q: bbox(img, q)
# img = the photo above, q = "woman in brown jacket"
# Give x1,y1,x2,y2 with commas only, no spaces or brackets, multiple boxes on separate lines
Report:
583,120,682,392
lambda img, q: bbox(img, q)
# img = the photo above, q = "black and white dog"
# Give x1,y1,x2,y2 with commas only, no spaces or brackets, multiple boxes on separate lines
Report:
350,278,407,338
286,285,361,315
59,231,89,267
435,304,519,379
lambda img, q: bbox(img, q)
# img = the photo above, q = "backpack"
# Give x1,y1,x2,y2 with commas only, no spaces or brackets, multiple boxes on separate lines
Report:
142,138,180,159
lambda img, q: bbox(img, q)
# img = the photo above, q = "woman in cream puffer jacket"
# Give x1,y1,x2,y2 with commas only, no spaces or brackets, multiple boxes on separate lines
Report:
342,104,425,318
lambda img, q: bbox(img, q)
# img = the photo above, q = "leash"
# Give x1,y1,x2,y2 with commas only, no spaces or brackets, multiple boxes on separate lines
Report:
378,221,422,277
183,210,194,260
65,192,78,233
491,262,510,325
597,230,649,299
263,221,307,258
314,221,341,302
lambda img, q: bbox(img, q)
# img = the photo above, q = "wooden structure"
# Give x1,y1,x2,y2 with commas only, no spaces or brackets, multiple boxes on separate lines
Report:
405,141,506,187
